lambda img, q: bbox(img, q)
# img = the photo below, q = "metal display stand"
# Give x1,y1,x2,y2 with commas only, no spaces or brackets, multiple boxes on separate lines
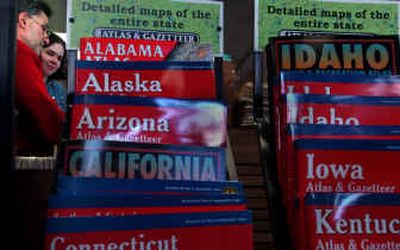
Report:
253,51,293,250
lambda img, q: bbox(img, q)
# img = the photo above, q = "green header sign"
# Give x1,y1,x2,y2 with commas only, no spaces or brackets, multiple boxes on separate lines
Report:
255,0,400,51
67,0,223,55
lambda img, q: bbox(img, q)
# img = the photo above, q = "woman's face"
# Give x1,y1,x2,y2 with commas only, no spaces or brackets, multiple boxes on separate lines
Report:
41,42,64,77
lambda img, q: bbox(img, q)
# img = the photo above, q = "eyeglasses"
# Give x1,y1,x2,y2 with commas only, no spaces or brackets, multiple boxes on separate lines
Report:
29,16,52,36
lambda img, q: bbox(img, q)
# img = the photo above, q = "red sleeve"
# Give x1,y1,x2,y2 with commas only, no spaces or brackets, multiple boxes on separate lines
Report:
15,40,65,143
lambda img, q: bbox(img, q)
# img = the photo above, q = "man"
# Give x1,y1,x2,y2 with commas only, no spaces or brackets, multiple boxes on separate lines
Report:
13,3,65,250
15,1,64,155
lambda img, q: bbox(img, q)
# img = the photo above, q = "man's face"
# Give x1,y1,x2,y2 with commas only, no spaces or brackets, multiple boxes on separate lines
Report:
23,12,50,52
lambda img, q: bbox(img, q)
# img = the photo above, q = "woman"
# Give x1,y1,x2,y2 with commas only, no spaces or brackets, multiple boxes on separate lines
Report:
41,32,67,111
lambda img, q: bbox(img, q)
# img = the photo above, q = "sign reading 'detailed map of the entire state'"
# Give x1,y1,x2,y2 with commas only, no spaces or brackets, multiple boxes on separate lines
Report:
255,0,400,50
67,0,223,55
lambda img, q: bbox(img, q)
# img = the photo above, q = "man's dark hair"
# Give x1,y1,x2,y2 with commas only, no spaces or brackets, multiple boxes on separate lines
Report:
19,1,52,18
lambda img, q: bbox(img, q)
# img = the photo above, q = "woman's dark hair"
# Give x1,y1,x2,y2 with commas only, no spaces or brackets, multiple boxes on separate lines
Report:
43,32,67,80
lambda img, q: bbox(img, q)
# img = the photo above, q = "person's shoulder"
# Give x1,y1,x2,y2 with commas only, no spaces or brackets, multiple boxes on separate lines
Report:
16,39,40,65
17,40,35,55
47,79,63,85
47,79,66,91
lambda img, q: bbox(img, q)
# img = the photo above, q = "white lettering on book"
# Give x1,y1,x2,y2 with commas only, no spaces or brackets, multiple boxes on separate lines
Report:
286,85,331,95
361,239,400,249
315,209,400,234
316,239,345,250
68,151,217,181
306,181,332,192
76,107,170,132
287,106,360,125
306,153,364,180
83,42,164,58
81,73,162,93
50,234,178,250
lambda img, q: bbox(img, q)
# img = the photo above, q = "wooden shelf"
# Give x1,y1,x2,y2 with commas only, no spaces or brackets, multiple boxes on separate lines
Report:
229,127,275,250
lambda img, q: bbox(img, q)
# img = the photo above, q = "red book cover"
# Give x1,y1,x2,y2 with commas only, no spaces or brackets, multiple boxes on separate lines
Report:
45,211,253,250
281,93,400,245
276,74,400,210
79,37,177,62
295,140,400,250
68,96,227,147
285,125,400,212
280,94,400,206
295,139,400,197
268,36,400,193
75,61,217,99
304,193,400,250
